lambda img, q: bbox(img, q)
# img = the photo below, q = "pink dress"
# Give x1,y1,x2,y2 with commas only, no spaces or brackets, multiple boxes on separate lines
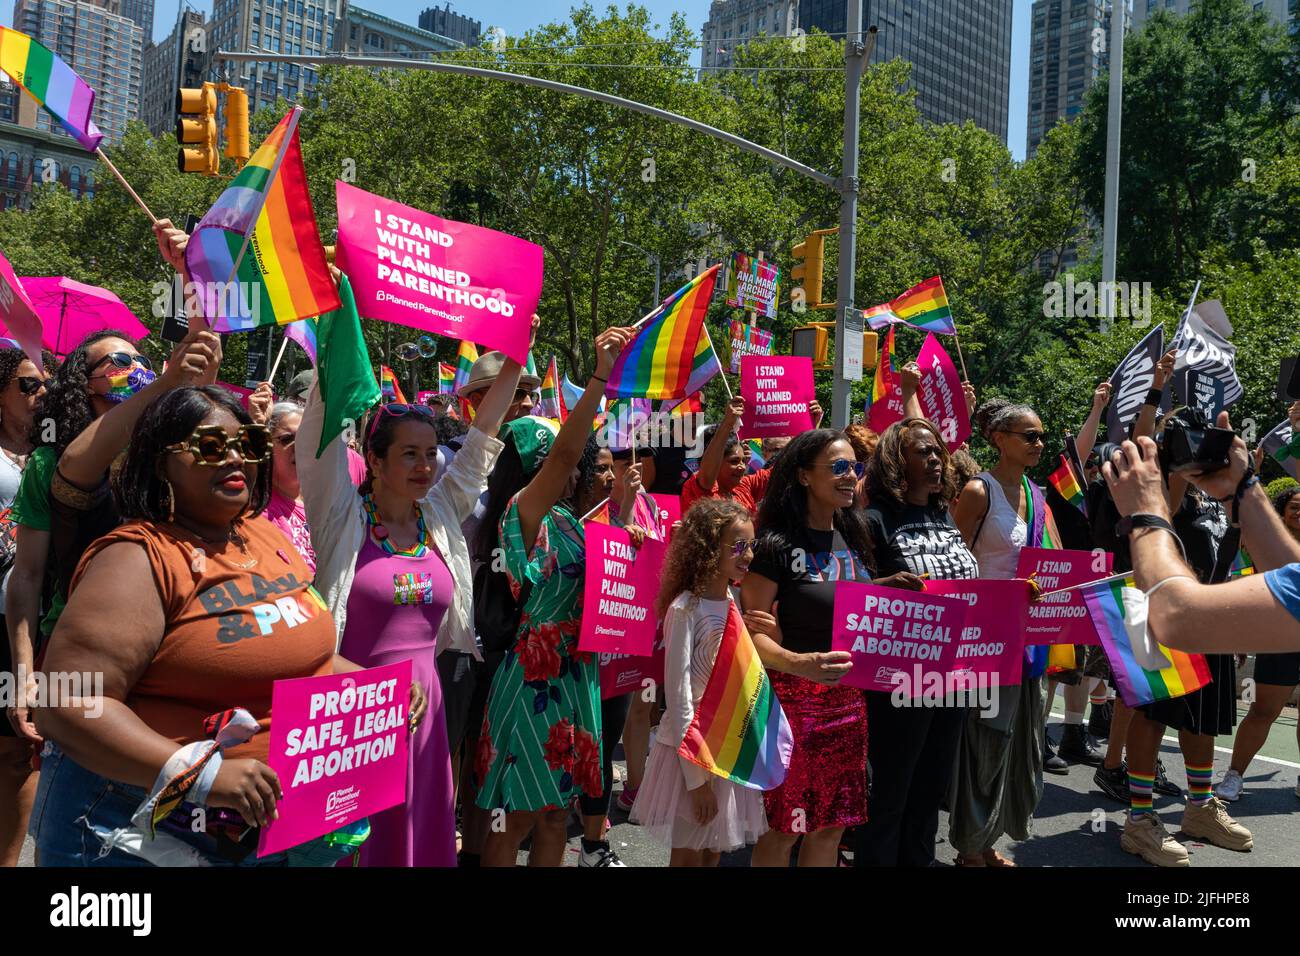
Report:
340,536,456,867
265,490,316,574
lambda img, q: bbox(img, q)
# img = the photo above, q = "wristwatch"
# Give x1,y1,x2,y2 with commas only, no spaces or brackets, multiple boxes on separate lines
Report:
1114,513,1176,538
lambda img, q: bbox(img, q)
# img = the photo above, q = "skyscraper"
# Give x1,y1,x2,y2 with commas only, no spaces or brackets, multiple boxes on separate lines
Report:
1132,0,1289,29
700,0,799,72
340,6,465,57
1025,0,1107,158
9,0,144,145
798,0,1014,142
141,10,209,138
417,3,481,48
119,0,156,35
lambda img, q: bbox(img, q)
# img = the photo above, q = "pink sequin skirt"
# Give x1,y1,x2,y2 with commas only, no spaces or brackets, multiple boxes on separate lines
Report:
763,671,868,834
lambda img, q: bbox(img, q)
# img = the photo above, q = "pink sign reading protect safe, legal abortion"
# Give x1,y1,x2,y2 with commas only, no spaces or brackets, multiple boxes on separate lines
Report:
739,355,815,440
258,660,411,857
830,582,968,693
334,181,542,365
922,579,1031,687
579,523,666,657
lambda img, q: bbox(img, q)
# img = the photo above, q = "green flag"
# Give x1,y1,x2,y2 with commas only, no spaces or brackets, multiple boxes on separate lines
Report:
316,273,380,458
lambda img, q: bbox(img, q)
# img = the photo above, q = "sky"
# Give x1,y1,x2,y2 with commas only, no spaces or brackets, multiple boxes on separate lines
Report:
2,0,1034,159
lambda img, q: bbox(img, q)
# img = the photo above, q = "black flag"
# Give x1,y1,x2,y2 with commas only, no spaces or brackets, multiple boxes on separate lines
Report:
1173,300,1242,419
1106,326,1169,443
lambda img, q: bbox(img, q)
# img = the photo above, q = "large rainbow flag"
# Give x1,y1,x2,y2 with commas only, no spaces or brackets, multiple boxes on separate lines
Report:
536,355,567,422
1082,577,1212,707
606,265,721,400
864,276,956,335
866,325,903,433
678,601,793,791
185,107,340,331
0,27,103,151
1048,454,1085,513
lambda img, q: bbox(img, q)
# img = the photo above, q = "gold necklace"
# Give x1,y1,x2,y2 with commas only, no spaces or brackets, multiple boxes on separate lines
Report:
175,520,259,570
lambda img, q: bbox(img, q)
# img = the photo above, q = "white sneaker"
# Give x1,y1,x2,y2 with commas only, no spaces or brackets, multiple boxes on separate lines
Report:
1214,769,1244,802
578,842,627,867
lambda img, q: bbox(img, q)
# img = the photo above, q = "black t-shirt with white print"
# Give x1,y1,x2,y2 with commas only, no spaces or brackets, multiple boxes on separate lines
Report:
864,500,979,581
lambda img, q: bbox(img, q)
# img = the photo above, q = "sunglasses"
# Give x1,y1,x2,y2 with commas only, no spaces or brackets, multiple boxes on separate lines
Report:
89,351,153,375
15,376,44,396
812,458,866,479
164,424,272,466
729,538,757,558
1001,429,1046,445
367,402,438,442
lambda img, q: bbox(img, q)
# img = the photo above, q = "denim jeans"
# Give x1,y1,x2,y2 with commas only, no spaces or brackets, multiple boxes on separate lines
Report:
30,742,288,867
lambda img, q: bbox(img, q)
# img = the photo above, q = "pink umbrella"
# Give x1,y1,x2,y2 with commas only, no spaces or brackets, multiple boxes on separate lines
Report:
18,276,151,356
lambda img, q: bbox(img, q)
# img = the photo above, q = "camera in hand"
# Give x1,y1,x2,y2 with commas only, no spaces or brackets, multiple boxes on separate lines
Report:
1159,409,1234,474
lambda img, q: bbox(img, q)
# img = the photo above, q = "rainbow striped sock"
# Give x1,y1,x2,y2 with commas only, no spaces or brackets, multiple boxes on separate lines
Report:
1186,762,1214,806
1129,771,1155,817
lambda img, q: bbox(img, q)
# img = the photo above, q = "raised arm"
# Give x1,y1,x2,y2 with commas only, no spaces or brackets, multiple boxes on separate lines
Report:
899,361,924,421
695,396,744,492
514,326,632,550
1131,350,1174,442
469,315,539,439
1076,381,1112,463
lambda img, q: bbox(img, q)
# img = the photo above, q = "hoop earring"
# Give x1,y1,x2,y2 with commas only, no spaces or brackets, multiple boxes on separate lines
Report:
162,479,175,522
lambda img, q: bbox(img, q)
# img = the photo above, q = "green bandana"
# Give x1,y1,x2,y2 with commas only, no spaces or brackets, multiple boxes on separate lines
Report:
503,415,561,473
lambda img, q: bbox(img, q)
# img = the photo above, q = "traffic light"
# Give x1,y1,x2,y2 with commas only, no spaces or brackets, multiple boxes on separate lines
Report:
790,233,824,311
223,86,250,162
176,83,219,175
792,324,830,369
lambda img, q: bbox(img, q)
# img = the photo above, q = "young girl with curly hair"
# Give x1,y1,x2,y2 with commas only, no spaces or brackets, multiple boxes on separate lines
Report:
631,497,769,865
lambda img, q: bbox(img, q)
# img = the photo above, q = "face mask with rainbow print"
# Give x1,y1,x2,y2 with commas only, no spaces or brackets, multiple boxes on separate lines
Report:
104,367,156,403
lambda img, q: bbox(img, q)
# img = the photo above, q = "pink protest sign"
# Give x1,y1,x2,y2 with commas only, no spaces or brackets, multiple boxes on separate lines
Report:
649,493,681,540
0,247,45,373
739,355,814,440
830,582,968,693
416,390,437,404
257,660,411,857
923,579,1031,687
1015,547,1113,645
579,522,667,656
600,625,667,700
915,333,969,451
217,381,254,409
334,181,542,364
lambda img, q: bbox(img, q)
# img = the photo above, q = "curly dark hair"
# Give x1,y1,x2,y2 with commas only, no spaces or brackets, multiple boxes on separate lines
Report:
657,498,752,616
29,329,136,455
0,346,28,392
113,386,272,523
1275,485,1300,519
867,418,959,509
433,413,469,447
755,428,875,570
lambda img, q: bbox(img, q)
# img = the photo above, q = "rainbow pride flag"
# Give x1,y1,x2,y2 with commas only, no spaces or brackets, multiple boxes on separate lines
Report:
285,318,318,364
536,355,567,422
866,326,903,433
0,27,103,151
678,601,792,791
379,365,406,404
1048,454,1085,513
1082,576,1212,707
437,362,456,394
662,393,703,417
745,438,765,473
1229,548,1254,578
864,276,956,335
185,107,339,332
606,265,720,400
452,339,478,393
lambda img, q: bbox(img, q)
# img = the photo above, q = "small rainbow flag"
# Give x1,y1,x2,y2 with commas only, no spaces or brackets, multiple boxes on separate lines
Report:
745,438,765,473
186,107,340,331
285,318,318,364
452,340,477,393
678,600,793,791
379,365,406,404
1229,548,1254,578
0,26,103,151
1082,576,1212,707
107,367,155,401
437,362,456,394
866,325,903,433
1048,454,1085,513
865,276,956,335
606,265,721,400
536,355,567,422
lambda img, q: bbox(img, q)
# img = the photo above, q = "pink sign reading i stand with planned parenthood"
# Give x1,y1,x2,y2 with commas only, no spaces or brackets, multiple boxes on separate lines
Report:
739,355,814,440
258,660,411,857
1015,547,1113,645
334,181,542,365
579,523,665,657
830,582,968,693
600,626,667,700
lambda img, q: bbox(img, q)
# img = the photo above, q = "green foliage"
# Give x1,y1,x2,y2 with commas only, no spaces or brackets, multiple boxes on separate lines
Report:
1266,477,1298,501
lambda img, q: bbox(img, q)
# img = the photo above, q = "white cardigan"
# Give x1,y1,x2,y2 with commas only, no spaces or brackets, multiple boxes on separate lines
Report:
296,381,502,656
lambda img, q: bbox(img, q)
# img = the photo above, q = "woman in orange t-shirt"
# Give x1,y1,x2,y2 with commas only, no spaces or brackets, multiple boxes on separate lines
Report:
31,386,426,867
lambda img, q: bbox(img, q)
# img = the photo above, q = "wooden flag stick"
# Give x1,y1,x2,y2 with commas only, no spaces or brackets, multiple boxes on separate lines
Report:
952,330,971,382
579,496,611,523
95,148,159,225
267,331,290,383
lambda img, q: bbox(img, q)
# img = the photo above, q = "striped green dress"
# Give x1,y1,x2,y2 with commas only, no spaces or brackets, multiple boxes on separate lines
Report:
473,494,604,813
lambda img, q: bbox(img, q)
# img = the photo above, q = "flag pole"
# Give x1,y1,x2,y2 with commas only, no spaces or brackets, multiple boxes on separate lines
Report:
952,329,970,381
700,321,742,432
267,330,290,383
1036,571,1130,599
94,148,159,225
579,496,611,523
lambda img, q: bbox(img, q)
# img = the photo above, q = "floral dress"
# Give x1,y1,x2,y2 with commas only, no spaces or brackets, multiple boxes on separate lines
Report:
474,494,603,813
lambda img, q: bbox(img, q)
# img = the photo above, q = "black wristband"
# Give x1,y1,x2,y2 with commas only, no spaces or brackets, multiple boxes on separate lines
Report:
1225,462,1259,526
1143,387,1164,407
1115,513,1176,538
590,374,608,384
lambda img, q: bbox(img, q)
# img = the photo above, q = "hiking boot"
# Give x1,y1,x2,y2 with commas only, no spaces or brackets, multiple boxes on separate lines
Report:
1181,797,1253,852
1094,761,1130,803
1058,724,1104,766
1153,759,1182,797
1043,736,1069,775
1120,813,1189,867
1087,699,1113,739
